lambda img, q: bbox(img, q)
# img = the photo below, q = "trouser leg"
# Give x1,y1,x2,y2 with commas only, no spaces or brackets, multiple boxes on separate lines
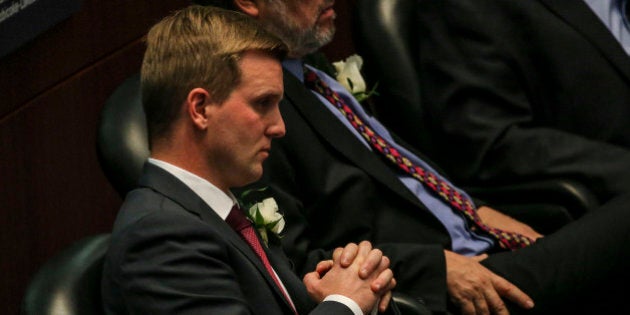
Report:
482,193,630,314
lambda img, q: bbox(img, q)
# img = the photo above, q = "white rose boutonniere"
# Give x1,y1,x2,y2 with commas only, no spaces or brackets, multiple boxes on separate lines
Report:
243,195,285,246
247,197,285,246
332,54,378,103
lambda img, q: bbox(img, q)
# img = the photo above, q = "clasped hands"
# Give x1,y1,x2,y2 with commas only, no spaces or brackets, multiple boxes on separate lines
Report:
303,241,396,314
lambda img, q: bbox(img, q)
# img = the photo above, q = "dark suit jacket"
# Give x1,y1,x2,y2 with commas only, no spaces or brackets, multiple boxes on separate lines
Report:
261,69,630,314
101,163,353,315
412,0,630,204
262,70,453,312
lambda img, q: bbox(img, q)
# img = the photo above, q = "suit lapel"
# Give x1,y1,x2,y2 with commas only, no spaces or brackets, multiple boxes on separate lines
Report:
282,70,424,208
138,163,298,312
538,0,630,82
266,240,316,314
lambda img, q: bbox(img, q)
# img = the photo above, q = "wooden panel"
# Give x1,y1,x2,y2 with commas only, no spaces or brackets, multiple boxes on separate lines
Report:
0,39,152,314
0,1,358,314
0,1,192,313
321,0,358,62
0,0,191,119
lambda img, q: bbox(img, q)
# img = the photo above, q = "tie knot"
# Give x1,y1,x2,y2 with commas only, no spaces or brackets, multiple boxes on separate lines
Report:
225,205,251,232
303,67,322,86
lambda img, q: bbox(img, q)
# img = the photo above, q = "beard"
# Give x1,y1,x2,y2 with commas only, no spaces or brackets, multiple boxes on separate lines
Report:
260,1,336,58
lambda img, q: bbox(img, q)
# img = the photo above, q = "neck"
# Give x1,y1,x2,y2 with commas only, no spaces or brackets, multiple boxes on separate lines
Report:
151,135,231,192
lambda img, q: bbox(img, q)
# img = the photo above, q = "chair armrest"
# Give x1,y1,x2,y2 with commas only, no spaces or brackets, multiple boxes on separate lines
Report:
465,179,599,218
392,292,433,315
21,234,110,315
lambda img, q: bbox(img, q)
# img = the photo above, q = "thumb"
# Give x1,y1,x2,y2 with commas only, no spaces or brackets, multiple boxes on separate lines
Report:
315,260,334,276
303,271,322,286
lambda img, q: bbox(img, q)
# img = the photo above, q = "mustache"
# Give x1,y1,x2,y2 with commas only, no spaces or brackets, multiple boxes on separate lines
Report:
319,0,335,12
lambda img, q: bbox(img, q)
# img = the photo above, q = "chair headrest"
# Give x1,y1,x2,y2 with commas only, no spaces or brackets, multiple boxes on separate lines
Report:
355,0,420,108
97,74,149,197
354,0,428,147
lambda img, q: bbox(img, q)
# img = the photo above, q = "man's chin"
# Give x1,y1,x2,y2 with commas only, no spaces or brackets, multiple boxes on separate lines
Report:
292,31,334,57
248,167,264,184
316,25,335,47
232,168,264,188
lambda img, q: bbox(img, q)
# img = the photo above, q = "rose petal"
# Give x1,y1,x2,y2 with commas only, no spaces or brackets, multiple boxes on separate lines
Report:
259,198,278,221
272,218,285,234
334,54,366,94
332,60,346,76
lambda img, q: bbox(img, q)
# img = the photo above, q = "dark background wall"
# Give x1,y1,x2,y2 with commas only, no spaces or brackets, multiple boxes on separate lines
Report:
0,0,356,314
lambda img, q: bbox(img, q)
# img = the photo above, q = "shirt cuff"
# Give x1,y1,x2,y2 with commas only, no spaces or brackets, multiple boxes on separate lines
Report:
323,294,364,315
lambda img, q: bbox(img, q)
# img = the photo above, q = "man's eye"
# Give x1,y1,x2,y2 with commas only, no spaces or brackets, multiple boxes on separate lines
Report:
257,99,271,107
254,96,276,109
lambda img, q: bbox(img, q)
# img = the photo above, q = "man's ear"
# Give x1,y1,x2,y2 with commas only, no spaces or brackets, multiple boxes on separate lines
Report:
187,88,212,130
233,0,260,17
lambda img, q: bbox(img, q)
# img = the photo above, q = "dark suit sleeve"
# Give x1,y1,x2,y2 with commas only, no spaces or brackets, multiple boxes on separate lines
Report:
311,301,356,315
415,0,630,203
105,209,256,315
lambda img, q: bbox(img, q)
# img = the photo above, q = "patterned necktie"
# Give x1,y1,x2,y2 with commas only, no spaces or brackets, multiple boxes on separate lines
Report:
226,205,298,313
303,67,533,250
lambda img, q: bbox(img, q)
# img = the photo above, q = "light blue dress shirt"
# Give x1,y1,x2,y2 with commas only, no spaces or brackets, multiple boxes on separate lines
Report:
584,0,630,55
283,59,495,256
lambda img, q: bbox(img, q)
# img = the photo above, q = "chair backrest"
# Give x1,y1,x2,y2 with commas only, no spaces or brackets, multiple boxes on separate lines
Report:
21,234,110,315
354,0,430,148
97,74,148,197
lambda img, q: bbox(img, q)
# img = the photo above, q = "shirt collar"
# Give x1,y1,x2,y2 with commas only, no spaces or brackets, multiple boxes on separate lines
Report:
583,0,625,23
148,158,237,220
282,58,305,82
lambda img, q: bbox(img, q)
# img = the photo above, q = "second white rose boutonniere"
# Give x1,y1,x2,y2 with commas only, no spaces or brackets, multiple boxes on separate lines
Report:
332,54,378,103
240,193,285,246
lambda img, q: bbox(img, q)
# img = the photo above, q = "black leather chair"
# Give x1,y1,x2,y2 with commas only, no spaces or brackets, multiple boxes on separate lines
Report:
21,234,110,315
97,73,149,198
354,0,599,232
392,293,432,315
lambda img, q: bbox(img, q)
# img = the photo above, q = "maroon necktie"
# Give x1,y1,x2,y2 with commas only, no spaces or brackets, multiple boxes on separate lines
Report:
226,205,298,313
303,67,533,250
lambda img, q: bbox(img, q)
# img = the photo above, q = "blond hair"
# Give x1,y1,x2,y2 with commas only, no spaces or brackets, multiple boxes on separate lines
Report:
141,5,287,143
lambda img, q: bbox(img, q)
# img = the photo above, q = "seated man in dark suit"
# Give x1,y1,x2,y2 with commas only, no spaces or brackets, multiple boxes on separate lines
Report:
402,0,630,206
198,0,630,314
101,5,397,315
